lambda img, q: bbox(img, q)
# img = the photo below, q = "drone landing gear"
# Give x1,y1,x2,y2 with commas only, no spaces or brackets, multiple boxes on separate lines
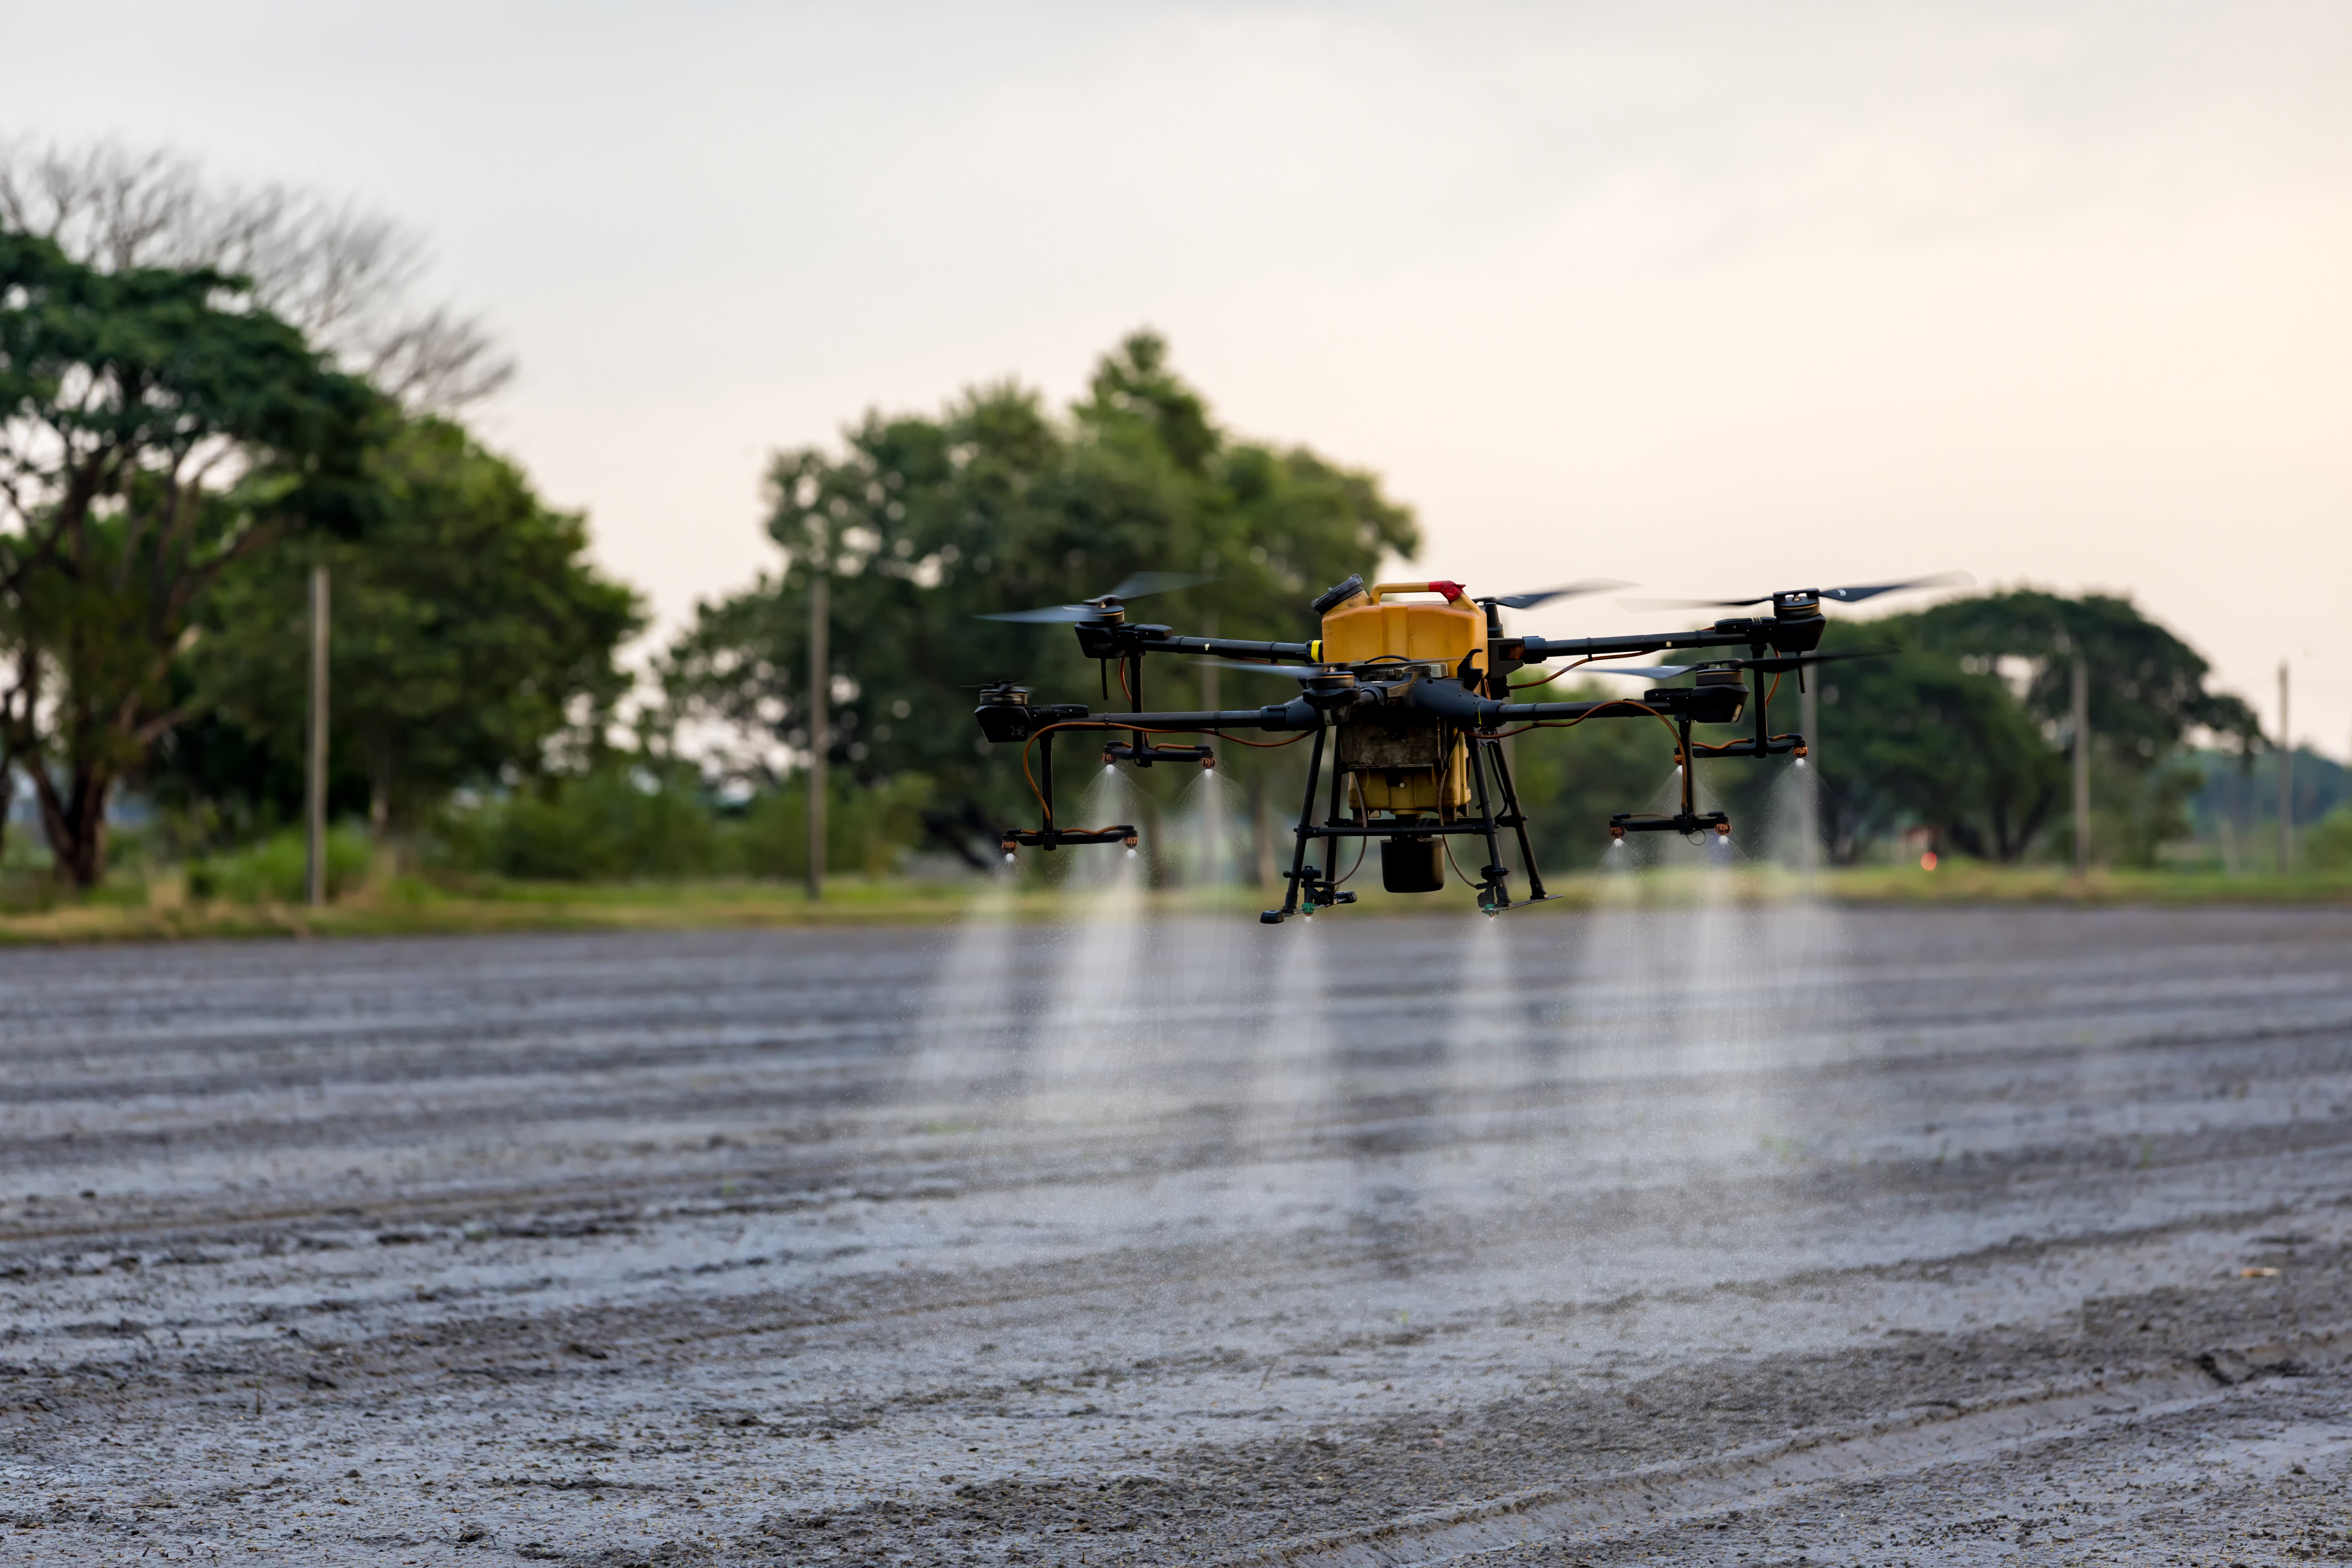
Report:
1609,713,1737,845
1000,727,1138,860
1262,724,1354,924
1466,730,1557,915
1258,723,1553,923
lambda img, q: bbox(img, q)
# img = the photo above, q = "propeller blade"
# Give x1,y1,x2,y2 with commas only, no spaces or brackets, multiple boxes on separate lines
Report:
1742,648,1888,675
1621,571,1973,613
1820,571,1974,603
1583,650,1887,680
1107,570,1213,601
978,604,1106,624
1615,594,1773,612
1487,578,1634,611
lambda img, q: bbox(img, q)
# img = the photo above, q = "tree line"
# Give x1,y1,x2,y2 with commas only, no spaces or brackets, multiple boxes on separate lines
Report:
0,142,2310,892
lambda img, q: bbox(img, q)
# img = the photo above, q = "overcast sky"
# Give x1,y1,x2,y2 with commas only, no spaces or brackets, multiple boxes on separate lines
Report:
12,1,2350,750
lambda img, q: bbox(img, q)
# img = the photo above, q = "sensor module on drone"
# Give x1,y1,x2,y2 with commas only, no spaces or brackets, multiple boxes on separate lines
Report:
972,570,1963,922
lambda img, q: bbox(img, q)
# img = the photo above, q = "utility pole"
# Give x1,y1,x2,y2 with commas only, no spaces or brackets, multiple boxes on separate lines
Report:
305,565,330,907
2278,661,2292,876
2071,657,2090,878
806,553,829,902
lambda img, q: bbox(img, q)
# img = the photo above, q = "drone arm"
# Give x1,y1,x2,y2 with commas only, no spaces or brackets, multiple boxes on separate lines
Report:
1512,629,1760,663
1075,622,1319,663
1090,702,1321,732
1166,635,1320,662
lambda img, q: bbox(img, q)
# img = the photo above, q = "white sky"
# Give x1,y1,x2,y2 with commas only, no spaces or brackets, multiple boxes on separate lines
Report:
12,1,2350,751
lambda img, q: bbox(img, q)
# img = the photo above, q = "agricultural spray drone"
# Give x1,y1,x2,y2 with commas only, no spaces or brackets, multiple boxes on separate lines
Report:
973,571,1960,921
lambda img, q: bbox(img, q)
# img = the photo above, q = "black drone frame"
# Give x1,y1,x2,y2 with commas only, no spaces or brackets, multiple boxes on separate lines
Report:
977,588,1845,922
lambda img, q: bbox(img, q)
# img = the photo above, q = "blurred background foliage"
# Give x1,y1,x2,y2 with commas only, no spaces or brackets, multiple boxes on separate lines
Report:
1806,592,2267,867
653,329,1418,869
2,171,2338,898
156,415,644,842
425,770,932,884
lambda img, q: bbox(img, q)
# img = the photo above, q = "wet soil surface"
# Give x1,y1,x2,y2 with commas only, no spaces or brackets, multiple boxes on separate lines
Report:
1,905,2348,1564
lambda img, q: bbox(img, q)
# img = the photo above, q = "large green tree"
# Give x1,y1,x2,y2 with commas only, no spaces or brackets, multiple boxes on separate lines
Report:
158,416,642,836
657,332,1417,860
1811,591,2259,864
0,230,377,884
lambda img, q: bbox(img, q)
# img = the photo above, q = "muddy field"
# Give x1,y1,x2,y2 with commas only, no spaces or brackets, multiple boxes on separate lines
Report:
1,902,2349,1565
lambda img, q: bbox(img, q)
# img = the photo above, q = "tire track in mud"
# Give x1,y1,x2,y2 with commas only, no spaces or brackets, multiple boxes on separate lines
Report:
0,908,2349,1564
1218,1332,2352,1565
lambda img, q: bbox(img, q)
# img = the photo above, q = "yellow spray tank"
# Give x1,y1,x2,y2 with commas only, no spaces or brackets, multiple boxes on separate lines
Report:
1316,581,1486,888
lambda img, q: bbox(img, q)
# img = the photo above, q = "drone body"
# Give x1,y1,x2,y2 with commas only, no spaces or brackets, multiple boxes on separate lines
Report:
975,570,1958,921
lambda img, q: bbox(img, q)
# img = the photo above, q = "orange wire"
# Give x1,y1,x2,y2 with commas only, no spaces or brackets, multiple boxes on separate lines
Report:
1494,699,1682,746
1508,648,1654,692
1685,672,1788,756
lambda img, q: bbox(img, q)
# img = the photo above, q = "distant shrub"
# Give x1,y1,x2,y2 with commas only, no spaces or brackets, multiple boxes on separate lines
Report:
735,775,933,879
432,769,720,880
187,827,373,903
427,768,933,882
2308,804,2352,873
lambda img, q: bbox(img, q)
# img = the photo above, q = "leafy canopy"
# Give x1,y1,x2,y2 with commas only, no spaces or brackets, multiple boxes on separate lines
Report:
1813,591,2259,864
0,229,378,883
657,332,1418,837
162,415,643,836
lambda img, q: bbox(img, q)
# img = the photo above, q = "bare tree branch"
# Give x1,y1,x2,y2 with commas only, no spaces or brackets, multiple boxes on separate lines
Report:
0,137,514,411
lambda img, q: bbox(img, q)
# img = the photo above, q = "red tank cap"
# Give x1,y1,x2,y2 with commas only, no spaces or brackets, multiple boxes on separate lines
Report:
1426,579,1466,602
